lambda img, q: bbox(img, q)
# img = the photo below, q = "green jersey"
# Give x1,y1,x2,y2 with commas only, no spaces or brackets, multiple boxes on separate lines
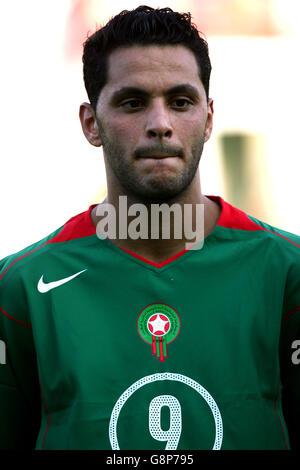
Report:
0,195,299,450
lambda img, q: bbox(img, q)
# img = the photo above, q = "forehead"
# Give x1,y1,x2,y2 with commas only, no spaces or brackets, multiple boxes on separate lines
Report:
103,44,202,94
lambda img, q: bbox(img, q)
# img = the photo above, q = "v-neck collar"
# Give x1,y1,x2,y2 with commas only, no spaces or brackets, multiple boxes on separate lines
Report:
50,195,262,272
88,195,224,271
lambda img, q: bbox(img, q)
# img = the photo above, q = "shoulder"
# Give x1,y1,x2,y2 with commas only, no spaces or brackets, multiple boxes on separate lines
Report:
0,205,97,327
0,225,65,328
246,212,300,254
0,225,63,284
216,195,300,253
0,204,97,290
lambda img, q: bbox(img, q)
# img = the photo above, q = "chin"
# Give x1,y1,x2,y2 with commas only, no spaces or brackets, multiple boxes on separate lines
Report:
121,171,195,203
133,186,186,204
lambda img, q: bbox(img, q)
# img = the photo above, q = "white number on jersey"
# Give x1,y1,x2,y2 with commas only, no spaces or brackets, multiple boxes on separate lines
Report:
149,395,182,449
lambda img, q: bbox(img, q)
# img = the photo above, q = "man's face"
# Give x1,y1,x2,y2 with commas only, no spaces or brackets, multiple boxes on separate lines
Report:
94,44,213,202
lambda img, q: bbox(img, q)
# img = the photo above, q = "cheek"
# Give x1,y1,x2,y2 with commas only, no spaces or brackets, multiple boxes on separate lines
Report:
174,115,206,140
107,114,141,144
174,107,206,128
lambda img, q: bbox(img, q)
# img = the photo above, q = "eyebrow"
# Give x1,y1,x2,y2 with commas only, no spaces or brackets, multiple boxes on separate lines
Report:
110,84,200,104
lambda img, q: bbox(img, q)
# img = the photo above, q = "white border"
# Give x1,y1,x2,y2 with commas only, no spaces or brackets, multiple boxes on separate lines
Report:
109,372,223,450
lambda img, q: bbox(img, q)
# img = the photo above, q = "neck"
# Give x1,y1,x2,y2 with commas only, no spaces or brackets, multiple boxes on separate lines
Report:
91,176,221,264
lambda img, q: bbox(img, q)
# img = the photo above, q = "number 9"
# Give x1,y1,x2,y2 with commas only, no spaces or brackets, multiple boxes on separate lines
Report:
149,395,182,449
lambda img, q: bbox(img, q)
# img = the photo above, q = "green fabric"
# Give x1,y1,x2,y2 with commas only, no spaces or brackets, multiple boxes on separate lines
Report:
0,203,299,450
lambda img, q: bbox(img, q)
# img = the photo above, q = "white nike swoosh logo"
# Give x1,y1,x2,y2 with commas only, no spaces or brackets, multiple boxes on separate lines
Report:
37,269,87,293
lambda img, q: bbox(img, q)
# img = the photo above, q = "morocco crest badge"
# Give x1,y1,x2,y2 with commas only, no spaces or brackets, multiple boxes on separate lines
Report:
137,303,181,362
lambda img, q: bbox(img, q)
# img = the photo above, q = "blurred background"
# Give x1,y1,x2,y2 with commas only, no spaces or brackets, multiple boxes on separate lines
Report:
0,0,300,259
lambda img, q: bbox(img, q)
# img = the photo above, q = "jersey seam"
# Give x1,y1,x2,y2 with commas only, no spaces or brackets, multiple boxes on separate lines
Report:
39,379,50,450
0,241,52,329
0,242,49,282
274,375,289,450
281,305,300,325
0,305,31,329
264,228,300,249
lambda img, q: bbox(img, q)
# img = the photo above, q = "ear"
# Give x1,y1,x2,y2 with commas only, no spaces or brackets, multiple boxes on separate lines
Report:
79,102,102,147
204,98,214,142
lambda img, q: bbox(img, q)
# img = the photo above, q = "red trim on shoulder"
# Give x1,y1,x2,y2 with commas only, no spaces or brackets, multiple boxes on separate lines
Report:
208,196,265,231
0,242,49,281
210,196,300,249
264,230,300,249
48,204,97,243
0,243,49,328
0,305,31,329
0,206,97,283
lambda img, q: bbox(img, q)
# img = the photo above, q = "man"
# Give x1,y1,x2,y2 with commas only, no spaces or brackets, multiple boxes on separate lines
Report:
0,5,299,450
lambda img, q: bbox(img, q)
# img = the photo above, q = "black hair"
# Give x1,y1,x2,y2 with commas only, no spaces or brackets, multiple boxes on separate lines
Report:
82,5,211,111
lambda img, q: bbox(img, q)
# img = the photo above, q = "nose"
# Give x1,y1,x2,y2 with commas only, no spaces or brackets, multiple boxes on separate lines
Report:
145,100,173,139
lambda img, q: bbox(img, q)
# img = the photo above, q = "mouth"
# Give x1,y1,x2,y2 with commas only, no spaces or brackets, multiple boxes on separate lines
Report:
138,154,178,160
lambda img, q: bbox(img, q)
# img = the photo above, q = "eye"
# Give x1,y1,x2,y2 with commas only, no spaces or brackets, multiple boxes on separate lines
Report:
171,98,192,109
121,99,144,109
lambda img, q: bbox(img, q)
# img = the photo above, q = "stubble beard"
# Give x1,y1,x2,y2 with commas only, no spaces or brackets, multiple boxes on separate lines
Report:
96,117,205,204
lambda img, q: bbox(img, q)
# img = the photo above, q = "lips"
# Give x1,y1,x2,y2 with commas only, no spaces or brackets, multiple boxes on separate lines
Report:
139,154,178,159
